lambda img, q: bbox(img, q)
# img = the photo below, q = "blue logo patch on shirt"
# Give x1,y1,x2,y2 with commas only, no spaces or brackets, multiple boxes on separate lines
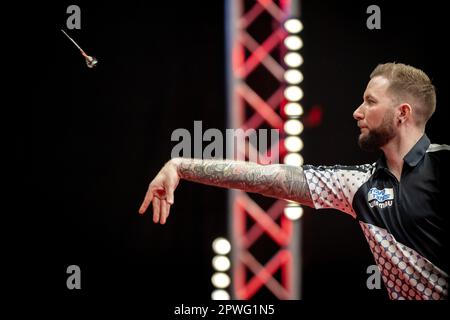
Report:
368,187,394,208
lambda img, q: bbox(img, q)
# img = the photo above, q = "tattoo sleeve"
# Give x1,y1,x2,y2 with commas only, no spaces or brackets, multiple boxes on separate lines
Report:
175,158,313,207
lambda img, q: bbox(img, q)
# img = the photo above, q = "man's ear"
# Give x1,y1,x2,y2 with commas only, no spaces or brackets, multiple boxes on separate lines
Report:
398,103,412,124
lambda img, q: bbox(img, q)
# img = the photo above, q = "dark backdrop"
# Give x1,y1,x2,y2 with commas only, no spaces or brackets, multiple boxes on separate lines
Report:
13,0,448,305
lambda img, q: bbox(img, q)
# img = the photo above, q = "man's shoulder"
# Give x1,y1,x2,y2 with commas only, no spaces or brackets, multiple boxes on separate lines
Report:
426,143,450,165
425,143,450,180
426,143,450,153
303,163,376,174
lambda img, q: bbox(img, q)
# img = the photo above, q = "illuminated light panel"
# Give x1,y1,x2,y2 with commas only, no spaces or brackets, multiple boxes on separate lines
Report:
284,52,303,68
284,69,303,84
284,136,304,152
284,206,304,220
283,153,304,166
212,237,231,255
284,18,303,33
211,289,231,300
284,86,304,101
211,272,231,289
284,119,304,135
284,103,304,116
212,256,231,272
284,35,303,50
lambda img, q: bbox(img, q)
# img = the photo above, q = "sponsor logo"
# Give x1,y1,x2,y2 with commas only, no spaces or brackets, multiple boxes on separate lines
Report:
368,187,394,208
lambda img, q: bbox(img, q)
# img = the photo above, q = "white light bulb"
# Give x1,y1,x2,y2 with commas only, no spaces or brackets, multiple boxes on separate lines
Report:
284,69,303,84
283,153,304,166
211,272,231,289
284,86,303,101
284,52,303,68
211,289,230,300
284,136,304,152
212,256,231,272
284,35,303,50
284,19,303,33
284,206,303,220
212,237,231,255
284,119,304,135
284,103,304,116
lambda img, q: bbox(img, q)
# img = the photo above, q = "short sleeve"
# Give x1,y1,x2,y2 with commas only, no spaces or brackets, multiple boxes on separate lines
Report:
303,164,374,218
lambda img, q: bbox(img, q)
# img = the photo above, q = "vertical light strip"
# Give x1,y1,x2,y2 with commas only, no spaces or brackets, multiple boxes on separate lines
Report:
283,17,304,221
211,237,231,300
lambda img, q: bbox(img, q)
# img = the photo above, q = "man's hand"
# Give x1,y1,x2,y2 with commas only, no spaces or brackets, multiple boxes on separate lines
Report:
139,159,180,224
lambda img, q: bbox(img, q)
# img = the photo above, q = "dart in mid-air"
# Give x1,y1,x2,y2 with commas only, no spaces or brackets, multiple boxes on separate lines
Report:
61,29,98,68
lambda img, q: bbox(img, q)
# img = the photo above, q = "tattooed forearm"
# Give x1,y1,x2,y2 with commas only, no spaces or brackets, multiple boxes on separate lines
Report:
172,158,313,207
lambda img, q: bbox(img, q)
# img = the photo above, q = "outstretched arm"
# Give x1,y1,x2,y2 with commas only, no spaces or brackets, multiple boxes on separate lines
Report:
139,158,313,224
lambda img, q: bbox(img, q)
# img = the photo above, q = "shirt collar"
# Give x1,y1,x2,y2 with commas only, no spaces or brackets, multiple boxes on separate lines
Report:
403,134,430,167
375,134,430,172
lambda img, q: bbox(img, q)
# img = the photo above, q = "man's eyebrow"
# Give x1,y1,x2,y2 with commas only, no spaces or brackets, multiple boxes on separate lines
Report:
364,94,377,100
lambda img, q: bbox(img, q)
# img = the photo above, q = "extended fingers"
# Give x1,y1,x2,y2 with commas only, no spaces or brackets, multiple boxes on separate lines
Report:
140,184,174,224
165,186,175,205
160,199,167,224
139,188,154,214
152,197,161,223
160,200,172,224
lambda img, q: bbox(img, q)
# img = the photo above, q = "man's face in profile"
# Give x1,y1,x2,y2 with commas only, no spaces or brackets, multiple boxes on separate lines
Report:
353,76,397,151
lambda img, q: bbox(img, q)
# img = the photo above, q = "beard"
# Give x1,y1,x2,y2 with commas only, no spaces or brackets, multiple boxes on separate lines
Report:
358,111,396,152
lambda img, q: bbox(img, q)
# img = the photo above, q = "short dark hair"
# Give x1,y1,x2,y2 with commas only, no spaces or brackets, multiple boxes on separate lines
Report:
370,62,436,127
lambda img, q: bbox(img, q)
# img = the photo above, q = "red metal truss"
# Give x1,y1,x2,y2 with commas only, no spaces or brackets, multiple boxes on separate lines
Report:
226,0,301,300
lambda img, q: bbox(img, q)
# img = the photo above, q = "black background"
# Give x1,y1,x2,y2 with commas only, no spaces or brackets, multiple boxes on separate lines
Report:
11,0,449,312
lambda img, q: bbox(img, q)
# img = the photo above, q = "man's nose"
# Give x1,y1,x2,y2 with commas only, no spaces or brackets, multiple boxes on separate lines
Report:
353,104,364,120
